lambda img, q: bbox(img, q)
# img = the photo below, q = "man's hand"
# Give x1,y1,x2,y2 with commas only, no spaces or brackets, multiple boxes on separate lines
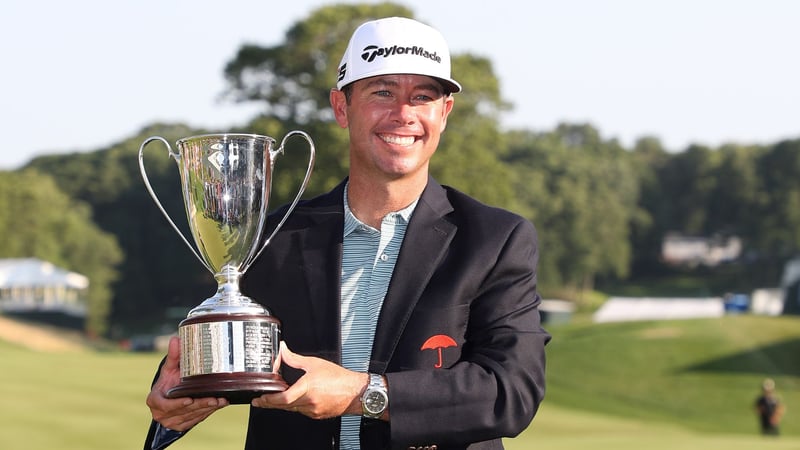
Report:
145,336,229,431
251,342,369,420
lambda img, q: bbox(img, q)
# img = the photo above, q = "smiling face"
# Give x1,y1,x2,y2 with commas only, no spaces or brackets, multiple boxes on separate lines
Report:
330,74,455,185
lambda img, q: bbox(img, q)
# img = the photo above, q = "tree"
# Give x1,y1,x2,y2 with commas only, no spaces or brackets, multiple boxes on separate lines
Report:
504,124,644,293
654,144,721,236
0,170,123,336
430,54,515,206
753,140,800,259
627,137,667,274
707,144,764,237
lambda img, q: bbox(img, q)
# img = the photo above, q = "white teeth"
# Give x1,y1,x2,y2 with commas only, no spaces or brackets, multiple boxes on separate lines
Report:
380,134,415,146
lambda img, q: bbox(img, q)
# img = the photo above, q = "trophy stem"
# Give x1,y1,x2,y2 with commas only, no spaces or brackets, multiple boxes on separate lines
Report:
186,265,271,318
213,264,245,301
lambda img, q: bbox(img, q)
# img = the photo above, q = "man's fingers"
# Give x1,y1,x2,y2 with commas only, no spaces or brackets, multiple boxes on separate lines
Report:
162,336,182,373
149,396,229,431
159,402,226,431
279,342,306,370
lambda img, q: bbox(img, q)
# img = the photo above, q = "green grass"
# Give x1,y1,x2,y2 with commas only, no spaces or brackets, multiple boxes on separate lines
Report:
510,402,800,450
1,314,798,449
544,314,800,435
0,339,250,450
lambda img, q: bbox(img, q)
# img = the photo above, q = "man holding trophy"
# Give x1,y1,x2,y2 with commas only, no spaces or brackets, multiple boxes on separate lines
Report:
144,16,549,450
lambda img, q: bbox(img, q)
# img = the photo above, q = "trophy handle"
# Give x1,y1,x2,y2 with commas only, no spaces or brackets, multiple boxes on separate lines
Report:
138,136,213,273
247,130,316,271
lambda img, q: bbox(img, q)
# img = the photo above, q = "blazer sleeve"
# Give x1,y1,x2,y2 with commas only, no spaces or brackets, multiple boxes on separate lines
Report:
385,217,550,447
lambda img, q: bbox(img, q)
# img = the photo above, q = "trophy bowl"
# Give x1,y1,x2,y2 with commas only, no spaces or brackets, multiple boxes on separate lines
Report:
139,132,314,404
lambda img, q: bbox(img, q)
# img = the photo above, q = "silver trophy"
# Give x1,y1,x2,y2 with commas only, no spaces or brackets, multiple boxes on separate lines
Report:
138,132,314,403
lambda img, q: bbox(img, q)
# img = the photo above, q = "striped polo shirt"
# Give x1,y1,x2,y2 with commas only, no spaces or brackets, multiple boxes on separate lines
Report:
339,185,417,450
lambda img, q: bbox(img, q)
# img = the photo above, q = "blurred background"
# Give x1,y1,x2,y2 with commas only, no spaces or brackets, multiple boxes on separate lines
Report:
1,1,798,449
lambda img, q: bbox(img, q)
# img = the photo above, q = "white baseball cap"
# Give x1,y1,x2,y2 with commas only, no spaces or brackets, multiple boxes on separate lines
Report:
336,17,462,93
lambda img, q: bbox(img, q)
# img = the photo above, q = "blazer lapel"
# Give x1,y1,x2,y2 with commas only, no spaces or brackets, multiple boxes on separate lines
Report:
290,184,345,359
369,179,456,372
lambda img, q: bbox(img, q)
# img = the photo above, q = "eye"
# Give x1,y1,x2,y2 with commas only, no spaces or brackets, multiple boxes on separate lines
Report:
412,91,444,105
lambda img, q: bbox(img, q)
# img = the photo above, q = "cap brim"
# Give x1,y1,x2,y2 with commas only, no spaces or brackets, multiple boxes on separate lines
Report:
340,72,461,94
435,77,461,94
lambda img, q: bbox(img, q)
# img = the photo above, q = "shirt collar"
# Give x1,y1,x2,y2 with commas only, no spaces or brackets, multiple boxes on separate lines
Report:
343,182,418,236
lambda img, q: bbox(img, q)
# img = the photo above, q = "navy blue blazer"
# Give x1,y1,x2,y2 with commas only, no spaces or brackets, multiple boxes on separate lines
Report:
145,177,549,450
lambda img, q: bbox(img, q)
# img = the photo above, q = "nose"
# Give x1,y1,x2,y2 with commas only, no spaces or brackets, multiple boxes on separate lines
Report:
389,101,416,125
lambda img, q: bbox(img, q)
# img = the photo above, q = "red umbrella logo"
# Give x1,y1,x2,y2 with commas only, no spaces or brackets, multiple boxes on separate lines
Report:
420,334,458,368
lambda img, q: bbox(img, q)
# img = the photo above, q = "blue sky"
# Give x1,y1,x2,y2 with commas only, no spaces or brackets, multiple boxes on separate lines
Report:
2,0,798,169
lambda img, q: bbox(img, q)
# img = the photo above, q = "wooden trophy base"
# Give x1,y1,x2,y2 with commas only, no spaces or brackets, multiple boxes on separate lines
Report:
167,372,289,404
171,313,286,404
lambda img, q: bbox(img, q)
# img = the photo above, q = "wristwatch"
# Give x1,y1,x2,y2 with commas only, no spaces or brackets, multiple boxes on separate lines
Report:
361,373,389,419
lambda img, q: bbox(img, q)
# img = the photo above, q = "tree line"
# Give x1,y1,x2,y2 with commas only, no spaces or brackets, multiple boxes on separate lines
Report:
1,3,798,337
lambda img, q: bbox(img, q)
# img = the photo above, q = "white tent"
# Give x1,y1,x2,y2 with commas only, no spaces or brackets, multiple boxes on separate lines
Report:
593,296,725,323
0,258,88,316
750,288,785,316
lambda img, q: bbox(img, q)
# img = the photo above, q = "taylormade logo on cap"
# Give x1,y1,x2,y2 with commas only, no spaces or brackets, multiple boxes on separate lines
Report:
336,17,462,93
360,44,442,64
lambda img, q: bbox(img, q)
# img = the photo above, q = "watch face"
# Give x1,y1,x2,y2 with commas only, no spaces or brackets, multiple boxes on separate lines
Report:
365,390,387,414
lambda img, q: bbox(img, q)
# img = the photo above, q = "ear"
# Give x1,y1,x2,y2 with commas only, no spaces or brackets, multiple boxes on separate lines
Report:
440,95,455,132
330,89,349,129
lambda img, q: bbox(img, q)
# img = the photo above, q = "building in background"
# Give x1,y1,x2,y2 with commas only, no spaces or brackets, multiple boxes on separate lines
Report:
661,233,742,268
0,258,88,317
